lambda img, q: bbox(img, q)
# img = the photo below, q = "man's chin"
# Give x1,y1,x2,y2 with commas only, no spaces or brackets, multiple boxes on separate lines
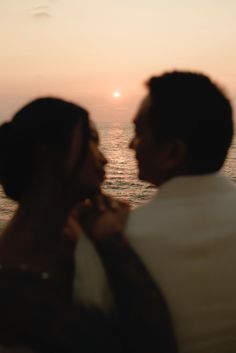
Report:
138,170,147,182
138,170,154,184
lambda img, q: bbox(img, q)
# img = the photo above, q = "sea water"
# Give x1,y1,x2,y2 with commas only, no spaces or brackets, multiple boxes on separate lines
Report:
0,121,235,223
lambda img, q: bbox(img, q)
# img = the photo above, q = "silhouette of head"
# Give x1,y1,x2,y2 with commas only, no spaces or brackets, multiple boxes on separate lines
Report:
0,97,106,202
130,71,233,186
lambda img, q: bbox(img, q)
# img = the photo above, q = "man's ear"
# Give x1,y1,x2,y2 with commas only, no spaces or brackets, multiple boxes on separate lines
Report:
155,139,187,172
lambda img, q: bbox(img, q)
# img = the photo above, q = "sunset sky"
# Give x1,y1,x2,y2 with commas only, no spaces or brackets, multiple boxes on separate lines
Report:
1,0,236,122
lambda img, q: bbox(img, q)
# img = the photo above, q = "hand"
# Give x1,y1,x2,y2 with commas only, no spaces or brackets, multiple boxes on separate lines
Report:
77,194,130,242
63,208,83,240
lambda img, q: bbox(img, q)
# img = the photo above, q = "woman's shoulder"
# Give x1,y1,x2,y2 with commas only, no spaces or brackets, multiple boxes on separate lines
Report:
0,268,122,353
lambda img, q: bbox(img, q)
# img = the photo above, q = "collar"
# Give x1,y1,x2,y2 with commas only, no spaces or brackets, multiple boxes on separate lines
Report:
153,172,236,200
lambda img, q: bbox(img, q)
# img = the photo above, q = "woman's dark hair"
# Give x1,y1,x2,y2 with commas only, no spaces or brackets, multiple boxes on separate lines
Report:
0,97,89,202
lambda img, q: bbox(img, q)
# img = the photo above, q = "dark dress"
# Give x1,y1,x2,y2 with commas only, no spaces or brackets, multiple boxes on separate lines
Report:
0,236,178,353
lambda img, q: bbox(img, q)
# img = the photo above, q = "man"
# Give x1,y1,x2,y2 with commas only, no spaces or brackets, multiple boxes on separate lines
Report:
126,71,236,353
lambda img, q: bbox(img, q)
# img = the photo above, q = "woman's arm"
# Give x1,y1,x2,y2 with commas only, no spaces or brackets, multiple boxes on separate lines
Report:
73,196,178,353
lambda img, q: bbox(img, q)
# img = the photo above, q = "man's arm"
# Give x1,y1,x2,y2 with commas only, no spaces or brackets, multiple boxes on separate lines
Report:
95,234,178,353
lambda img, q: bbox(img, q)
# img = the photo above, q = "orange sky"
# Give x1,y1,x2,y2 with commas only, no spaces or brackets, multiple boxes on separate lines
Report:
1,0,236,122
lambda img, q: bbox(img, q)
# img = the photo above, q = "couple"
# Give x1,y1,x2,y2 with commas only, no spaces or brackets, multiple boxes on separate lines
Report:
0,70,235,353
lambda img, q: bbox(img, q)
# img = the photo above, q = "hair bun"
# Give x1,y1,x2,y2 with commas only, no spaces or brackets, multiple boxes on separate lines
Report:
0,121,13,179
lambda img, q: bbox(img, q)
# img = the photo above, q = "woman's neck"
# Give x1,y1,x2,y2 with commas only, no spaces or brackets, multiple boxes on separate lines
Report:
0,186,74,282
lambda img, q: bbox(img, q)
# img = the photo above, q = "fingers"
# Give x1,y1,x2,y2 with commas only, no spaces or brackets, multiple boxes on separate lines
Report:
66,195,130,241
72,194,130,216
93,194,130,212
63,215,82,240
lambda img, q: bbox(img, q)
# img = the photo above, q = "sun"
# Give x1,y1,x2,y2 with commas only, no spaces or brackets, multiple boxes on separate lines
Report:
113,90,121,99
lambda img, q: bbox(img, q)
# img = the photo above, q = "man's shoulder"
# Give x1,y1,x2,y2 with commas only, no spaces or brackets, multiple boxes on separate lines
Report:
126,195,162,236
125,173,236,237
129,194,159,219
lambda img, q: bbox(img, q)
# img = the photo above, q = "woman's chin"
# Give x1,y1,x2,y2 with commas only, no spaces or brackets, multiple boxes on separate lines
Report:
81,184,101,200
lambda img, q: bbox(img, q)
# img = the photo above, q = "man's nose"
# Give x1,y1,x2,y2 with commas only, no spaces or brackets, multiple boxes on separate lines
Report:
129,137,136,150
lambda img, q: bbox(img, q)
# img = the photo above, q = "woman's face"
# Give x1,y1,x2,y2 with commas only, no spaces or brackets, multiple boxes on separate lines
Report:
68,119,107,200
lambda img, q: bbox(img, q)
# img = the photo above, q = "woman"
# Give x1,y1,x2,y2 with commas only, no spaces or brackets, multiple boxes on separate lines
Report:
0,97,177,352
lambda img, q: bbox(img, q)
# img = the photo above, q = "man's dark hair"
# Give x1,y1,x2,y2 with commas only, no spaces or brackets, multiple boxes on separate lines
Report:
147,71,233,173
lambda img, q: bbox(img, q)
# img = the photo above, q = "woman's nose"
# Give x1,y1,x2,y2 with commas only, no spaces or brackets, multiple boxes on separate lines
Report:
100,150,108,165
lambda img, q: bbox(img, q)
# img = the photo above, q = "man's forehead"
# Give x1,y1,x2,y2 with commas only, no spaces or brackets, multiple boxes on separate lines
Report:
133,95,152,125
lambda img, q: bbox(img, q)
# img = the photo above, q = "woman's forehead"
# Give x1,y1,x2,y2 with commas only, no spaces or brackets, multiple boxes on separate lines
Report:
89,120,99,141
89,120,97,132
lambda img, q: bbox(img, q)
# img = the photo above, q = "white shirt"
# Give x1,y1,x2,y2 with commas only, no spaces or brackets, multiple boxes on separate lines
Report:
73,232,113,312
74,172,236,353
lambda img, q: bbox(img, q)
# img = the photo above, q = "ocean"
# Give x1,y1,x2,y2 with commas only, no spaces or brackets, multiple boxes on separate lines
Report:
0,121,236,223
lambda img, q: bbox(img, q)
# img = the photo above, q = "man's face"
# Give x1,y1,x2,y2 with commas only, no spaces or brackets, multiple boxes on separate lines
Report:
130,96,180,186
129,96,160,184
